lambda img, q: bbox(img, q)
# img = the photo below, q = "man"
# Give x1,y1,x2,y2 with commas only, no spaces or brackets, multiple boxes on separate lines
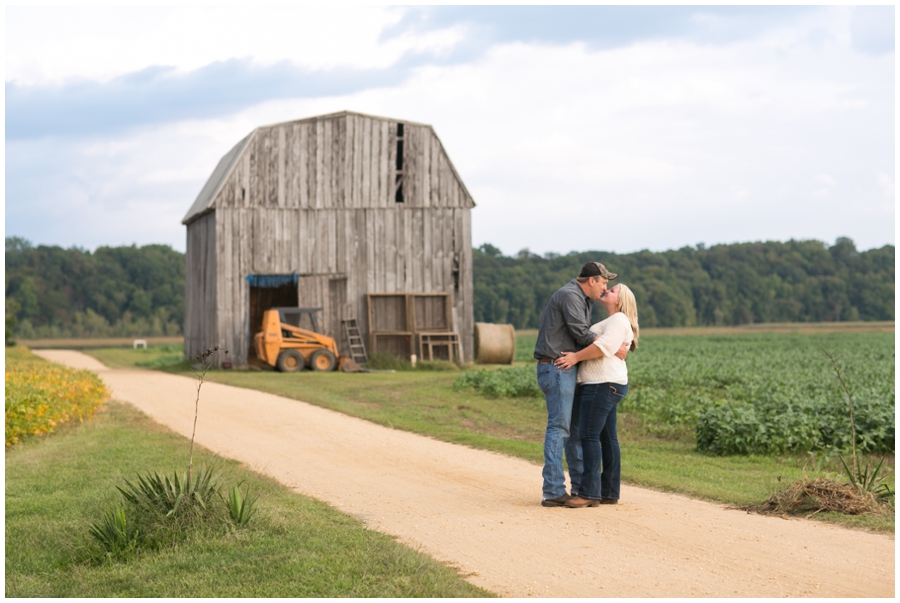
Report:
534,261,624,507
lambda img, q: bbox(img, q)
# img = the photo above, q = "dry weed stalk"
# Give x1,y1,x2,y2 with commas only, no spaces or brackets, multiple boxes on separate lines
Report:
820,347,858,476
820,346,892,502
188,346,227,481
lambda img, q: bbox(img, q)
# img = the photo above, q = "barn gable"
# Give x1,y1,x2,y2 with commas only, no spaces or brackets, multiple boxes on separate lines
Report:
183,111,474,224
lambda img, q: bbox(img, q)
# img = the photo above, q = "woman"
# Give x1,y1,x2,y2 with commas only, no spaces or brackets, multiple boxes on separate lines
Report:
554,283,639,507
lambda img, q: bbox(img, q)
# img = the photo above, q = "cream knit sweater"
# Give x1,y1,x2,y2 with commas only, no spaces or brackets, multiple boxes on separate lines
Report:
576,312,633,385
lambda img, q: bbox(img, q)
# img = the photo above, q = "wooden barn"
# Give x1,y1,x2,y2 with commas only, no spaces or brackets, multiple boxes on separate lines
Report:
182,111,475,367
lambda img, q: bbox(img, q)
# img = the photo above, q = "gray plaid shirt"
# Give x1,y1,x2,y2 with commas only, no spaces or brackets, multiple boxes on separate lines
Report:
533,279,595,360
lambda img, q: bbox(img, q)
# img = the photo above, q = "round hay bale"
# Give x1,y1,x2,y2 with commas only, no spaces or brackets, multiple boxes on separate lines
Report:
474,323,516,364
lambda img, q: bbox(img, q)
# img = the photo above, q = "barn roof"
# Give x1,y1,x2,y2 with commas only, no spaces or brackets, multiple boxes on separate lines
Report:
182,131,255,225
182,111,473,225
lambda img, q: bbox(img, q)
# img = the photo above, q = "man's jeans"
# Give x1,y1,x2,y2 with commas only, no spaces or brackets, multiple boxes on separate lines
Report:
578,382,628,501
537,362,583,499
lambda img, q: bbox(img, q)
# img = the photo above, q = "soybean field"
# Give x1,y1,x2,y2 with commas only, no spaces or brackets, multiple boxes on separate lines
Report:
470,330,894,456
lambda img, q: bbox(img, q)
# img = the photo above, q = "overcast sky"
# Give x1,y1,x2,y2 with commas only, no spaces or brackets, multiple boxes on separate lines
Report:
5,5,895,256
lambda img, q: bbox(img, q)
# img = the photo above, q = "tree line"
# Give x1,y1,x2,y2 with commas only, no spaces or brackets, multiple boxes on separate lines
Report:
5,237,184,339
474,238,894,328
5,236,894,339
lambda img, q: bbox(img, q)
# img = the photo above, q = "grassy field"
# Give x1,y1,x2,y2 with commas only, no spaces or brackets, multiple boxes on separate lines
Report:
5,399,491,597
17,336,183,350
84,326,895,533
517,321,895,339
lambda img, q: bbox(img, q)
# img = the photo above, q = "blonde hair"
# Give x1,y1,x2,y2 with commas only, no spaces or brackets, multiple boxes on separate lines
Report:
615,284,639,350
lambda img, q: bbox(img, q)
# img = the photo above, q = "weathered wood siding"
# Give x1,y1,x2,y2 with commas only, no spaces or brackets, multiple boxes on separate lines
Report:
185,112,475,366
184,212,217,360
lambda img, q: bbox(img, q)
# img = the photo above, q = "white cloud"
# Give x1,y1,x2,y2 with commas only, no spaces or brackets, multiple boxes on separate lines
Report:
5,6,464,85
812,174,838,198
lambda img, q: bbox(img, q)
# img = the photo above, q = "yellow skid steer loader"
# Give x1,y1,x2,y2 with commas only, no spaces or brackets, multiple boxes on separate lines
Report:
253,307,342,372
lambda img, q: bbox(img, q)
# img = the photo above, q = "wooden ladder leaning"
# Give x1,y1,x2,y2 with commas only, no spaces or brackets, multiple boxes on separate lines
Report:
341,319,368,365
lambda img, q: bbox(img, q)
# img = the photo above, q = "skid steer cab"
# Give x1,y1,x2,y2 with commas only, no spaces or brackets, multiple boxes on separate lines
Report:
253,307,342,372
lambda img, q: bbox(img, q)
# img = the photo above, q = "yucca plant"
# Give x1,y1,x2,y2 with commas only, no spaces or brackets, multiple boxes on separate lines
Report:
89,506,137,556
117,466,218,518
838,454,894,502
225,483,258,527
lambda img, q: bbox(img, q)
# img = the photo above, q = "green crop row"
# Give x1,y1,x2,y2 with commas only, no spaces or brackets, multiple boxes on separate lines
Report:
5,347,110,447
627,332,894,454
455,332,894,455
453,365,542,399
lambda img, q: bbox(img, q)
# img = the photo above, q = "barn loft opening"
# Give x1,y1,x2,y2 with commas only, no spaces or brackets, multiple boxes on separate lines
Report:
396,124,404,171
395,123,404,203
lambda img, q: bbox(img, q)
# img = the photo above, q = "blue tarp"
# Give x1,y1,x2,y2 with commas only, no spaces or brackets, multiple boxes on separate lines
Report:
246,273,297,288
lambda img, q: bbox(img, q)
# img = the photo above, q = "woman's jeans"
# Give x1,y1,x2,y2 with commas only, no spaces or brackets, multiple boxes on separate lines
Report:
578,382,628,500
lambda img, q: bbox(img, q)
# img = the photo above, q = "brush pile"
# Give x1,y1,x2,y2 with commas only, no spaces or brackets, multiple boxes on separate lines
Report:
750,478,884,517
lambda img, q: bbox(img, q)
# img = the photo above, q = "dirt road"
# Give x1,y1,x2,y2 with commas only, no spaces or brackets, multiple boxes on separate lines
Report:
36,350,894,597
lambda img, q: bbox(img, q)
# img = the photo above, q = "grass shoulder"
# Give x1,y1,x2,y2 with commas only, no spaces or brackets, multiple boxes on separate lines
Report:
5,399,492,597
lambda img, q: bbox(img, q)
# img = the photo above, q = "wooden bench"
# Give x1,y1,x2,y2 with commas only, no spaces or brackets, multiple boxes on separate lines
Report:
418,332,461,363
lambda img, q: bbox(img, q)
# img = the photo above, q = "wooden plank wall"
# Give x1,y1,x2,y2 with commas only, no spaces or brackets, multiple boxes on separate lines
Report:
369,295,407,332
188,112,475,365
295,274,347,345
183,213,217,361
414,295,449,331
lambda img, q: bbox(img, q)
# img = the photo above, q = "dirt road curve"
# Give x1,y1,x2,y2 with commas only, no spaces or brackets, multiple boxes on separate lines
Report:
37,350,894,598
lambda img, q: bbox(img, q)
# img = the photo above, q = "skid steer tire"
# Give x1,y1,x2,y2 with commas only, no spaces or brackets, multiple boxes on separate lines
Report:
276,349,305,372
309,349,337,372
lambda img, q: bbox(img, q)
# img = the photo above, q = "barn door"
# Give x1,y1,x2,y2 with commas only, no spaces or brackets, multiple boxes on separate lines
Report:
295,274,348,341
328,277,347,345
247,273,299,357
